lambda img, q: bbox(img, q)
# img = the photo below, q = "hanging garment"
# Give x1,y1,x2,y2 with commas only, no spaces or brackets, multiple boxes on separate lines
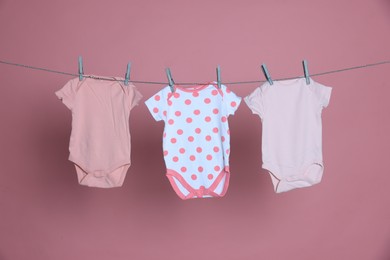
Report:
55,77,142,188
146,83,241,199
245,77,332,193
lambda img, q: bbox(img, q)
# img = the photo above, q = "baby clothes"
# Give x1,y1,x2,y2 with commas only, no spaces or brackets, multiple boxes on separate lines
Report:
55,77,142,188
145,83,241,199
245,78,332,193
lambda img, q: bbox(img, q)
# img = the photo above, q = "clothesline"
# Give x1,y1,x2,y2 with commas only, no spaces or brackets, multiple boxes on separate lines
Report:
0,59,389,86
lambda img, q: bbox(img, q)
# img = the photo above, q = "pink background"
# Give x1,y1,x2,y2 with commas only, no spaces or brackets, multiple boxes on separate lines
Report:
1,0,390,259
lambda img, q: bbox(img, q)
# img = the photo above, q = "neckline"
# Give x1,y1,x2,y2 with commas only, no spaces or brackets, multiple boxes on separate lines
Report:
174,82,216,93
85,74,117,81
82,75,131,93
273,77,305,86
81,75,133,87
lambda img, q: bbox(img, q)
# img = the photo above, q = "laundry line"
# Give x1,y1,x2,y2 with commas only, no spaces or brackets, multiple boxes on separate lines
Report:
0,59,389,86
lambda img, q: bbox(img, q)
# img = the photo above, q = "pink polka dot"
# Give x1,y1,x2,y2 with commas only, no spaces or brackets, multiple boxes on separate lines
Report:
153,107,159,113
185,99,191,105
193,92,199,97
194,109,200,115
154,95,160,101
179,148,185,154
163,132,166,138
204,98,211,104
191,174,197,180
173,156,179,162
190,155,196,161
173,92,180,98
214,166,221,172
163,111,167,117
168,119,174,125
186,117,193,123
198,166,203,172
175,111,181,116
213,108,219,114
168,100,172,106
163,150,168,156
221,136,226,142
213,146,220,152
188,136,194,142
221,116,227,122
195,128,201,134
205,135,211,141
231,101,237,107
205,116,211,122
206,154,213,160
171,138,177,144
208,174,214,180
177,129,183,135
196,147,202,153
181,167,187,172
226,88,231,93
226,149,230,154
213,127,219,133
227,129,230,135
211,90,218,96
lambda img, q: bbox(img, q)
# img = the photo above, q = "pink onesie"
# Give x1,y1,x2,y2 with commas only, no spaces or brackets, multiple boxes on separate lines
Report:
146,83,241,199
55,77,142,188
245,77,332,193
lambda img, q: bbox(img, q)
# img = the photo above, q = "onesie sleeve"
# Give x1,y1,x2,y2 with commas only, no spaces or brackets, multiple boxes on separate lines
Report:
221,84,242,116
55,78,79,110
127,84,143,111
145,86,170,122
244,86,265,119
311,81,332,108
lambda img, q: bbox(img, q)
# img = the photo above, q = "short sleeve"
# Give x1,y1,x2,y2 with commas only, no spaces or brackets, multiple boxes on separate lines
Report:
221,84,241,116
244,86,265,118
145,87,170,122
127,84,143,110
311,81,332,108
55,78,79,110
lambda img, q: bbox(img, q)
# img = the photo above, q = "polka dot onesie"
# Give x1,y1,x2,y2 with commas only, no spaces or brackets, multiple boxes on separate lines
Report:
145,83,241,199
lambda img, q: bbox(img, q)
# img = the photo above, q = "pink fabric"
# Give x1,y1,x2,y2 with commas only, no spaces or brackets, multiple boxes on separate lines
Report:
55,77,142,188
245,77,332,193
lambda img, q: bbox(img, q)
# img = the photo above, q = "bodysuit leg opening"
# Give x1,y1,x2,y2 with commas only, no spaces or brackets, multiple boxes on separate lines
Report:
166,169,230,200
74,163,130,188
265,162,324,193
303,163,324,185
266,170,282,193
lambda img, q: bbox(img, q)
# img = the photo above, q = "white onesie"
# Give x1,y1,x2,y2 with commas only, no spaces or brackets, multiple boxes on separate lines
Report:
146,83,241,199
245,77,332,193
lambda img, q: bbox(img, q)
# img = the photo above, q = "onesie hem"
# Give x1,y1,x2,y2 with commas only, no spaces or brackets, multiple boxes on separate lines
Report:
262,161,324,193
68,156,131,188
166,168,230,200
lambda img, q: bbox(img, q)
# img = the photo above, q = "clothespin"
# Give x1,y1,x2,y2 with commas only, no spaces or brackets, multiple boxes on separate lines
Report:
78,56,84,81
216,65,221,89
302,60,310,84
124,62,131,86
261,63,273,85
165,68,174,92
